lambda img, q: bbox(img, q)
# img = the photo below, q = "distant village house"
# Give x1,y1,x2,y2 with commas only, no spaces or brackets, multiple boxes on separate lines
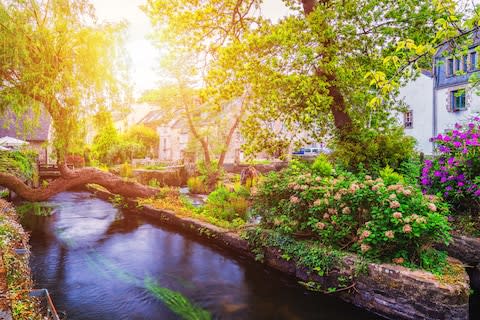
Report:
0,110,52,164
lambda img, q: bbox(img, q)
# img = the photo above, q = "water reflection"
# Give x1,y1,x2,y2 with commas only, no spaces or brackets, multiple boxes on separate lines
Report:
21,192,381,320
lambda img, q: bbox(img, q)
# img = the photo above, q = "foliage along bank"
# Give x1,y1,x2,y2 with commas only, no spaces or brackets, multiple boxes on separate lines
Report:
89,178,470,320
0,199,41,319
0,151,37,183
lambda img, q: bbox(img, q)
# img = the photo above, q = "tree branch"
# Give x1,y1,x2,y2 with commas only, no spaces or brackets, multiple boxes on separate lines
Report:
0,168,157,202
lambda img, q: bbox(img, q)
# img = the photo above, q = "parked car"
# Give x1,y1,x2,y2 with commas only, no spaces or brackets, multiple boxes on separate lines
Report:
292,147,331,157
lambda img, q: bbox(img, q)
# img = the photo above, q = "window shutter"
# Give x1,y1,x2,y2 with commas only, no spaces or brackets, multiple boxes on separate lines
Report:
466,89,472,110
446,91,453,112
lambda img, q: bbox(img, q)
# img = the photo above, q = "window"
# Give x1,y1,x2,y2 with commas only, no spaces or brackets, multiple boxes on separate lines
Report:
447,58,454,76
451,89,466,112
455,58,461,72
463,55,468,71
404,110,413,129
470,52,477,71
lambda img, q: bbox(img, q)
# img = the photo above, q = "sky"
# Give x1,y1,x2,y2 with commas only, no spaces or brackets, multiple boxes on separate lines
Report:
90,0,290,99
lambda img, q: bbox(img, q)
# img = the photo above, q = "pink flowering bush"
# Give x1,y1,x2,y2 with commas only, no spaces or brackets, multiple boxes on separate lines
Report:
253,161,451,267
421,116,480,215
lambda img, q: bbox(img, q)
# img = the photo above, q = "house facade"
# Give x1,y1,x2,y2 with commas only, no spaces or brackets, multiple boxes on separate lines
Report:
157,118,190,162
0,110,52,164
399,46,480,154
151,115,244,164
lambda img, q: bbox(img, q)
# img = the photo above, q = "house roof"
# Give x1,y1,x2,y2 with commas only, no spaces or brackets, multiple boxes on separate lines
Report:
435,31,480,58
421,70,433,78
138,110,166,125
0,109,51,142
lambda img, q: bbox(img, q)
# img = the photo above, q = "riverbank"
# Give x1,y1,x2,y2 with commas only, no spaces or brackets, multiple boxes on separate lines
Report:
0,199,41,319
22,191,379,320
88,186,471,320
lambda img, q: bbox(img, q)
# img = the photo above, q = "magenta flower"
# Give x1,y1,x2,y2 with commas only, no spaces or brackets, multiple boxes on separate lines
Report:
438,146,450,153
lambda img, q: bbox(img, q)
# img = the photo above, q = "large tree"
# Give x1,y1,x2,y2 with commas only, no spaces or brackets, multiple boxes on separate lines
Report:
144,0,445,156
142,0,256,175
0,0,156,200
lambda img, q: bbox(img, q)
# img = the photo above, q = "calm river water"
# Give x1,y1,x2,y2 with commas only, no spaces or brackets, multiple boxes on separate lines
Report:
20,191,382,320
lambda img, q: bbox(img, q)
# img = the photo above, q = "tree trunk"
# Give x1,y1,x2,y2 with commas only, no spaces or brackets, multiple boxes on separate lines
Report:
217,94,247,168
301,0,353,134
0,167,157,202
179,84,212,166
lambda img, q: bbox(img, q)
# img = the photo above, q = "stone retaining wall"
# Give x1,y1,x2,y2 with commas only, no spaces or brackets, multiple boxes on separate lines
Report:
223,162,288,174
438,234,480,290
89,187,471,320
132,168,188,187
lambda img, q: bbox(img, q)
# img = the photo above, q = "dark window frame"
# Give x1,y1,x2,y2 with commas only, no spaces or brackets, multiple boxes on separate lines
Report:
470,52,477,71
451,89,466,112
404,110,413,129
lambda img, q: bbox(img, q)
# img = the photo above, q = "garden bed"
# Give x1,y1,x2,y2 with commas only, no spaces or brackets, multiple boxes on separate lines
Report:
437,233,480,290
88,187,470,320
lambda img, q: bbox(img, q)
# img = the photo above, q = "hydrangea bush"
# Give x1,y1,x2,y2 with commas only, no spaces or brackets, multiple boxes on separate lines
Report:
421,116,480,215
252,162,451,268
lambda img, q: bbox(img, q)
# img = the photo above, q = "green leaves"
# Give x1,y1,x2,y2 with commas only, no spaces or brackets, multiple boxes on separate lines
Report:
0,0,130,159
251,159,452,272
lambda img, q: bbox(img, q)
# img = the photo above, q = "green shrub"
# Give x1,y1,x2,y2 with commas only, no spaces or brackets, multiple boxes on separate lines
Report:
397,156,422,185
204,186,249,222
0,150,37,181
252,162,451,270
144,164,166,170
311,154,333,177
197,160,224,190
155,186,181,200
331,126,416,174
148,178,160,188
16,202,54,217
187,176,208,194
379,166,404,186
119,162,133,178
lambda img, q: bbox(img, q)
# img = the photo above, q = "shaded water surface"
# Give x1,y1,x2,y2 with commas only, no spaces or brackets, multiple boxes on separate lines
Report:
21,192,382,320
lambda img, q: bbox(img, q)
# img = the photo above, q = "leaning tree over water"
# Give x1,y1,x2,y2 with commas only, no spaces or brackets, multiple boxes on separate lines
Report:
0,0,157,200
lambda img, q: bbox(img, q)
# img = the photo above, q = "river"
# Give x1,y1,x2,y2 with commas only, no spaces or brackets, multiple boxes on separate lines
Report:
20,191,382,320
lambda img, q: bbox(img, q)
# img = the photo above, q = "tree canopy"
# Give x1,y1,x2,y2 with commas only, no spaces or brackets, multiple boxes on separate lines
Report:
2,0,480,200
0,0,131,160
143,0,447,157
0,0,156,201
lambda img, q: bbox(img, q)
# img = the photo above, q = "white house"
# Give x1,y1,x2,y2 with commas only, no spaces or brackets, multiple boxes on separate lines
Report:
398,71,435,154
398,46,480,154
157,117,190,162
